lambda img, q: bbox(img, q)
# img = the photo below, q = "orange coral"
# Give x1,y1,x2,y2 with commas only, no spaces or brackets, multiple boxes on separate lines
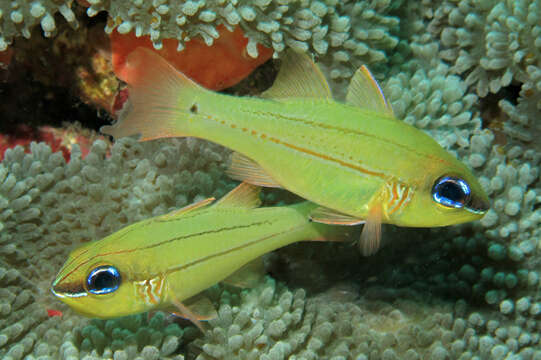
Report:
110,25,273,90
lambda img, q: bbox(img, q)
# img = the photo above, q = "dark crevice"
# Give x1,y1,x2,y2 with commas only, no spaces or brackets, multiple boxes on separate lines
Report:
479,83,521,131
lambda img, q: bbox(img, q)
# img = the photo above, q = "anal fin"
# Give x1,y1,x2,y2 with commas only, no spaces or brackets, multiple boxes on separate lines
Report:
222,258,265,288
226,152,282,188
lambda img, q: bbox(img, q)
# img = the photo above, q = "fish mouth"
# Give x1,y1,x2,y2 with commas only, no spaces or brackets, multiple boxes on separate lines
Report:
50,281,88,299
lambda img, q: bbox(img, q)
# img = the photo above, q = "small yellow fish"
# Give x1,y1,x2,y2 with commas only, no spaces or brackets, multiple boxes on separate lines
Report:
102,48,489,255
51,184,348,326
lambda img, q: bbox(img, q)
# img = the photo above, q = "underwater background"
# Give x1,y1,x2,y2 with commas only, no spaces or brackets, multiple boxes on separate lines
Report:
1,0,540,359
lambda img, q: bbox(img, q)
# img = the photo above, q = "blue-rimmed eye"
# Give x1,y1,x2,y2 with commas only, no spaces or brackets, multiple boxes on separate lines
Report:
86,266,121,295
432,176,471,209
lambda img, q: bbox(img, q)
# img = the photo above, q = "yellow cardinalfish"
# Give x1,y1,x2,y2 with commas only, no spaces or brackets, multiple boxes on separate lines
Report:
101,48,489,256
51,183,349,328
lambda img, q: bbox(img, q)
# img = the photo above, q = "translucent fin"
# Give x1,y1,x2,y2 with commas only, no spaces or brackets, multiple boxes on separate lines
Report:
309,206,366,225
261,51,332,100
359,205,382,256
184,294,218,321
223,258,265,288
169,294,208,332
346,65,394,116
225,152,282,188
101,47,207,141
158,197,215,221
214,182,262,209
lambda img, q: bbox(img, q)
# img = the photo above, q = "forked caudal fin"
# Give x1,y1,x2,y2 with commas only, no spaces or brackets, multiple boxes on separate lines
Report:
101,47,208,141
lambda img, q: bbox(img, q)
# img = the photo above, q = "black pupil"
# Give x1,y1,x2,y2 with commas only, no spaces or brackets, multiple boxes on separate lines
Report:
90,270,118,291
439,181,466,203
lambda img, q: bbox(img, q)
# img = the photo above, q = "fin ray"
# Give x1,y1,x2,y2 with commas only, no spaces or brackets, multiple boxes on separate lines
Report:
346,65,394,116
214,182,262,209
261,51,332,100
158,197,215,221
359,205,382,256
226,152,282,188
101,47,207,141
169,294,207,332
310,206,365,225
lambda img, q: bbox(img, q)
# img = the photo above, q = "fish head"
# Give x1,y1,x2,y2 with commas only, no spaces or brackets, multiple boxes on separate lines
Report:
394,155,490,227
51,242,150,319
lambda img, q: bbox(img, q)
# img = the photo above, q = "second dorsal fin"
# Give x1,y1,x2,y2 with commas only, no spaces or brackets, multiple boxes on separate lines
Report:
214,182,262,209
158,197,215,221
261,51,332,100
346,65,394,116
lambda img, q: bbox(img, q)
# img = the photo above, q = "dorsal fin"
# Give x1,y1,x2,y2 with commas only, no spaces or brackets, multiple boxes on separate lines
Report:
261,51,332,100
346,65,394,116
158,197,215,221
226,152,282,188
214,182,262,209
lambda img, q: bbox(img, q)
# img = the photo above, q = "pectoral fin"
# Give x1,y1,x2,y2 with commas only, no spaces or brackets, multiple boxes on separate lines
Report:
169,293,217,332
347,65,394,116
226,152,282,188
261,50,332,100
359,204,382,256
309,206,366,225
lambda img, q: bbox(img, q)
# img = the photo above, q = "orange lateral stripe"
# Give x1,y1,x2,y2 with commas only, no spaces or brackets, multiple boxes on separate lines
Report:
270,137,386,178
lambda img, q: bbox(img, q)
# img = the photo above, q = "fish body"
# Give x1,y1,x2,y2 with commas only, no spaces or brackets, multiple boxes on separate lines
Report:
102,49,489,254
51,184,344,319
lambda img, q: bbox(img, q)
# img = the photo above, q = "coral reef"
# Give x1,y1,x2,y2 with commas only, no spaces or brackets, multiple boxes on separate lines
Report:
197,277,541,360
3,0,402,89
0,0,78,51
1,0,541,359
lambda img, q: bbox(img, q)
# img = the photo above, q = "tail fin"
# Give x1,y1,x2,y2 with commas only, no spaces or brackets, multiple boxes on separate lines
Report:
101,47,207,141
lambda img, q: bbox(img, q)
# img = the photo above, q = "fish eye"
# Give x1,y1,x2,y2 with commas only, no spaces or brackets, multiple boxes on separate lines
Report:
86,266,121,295
432,176,471,209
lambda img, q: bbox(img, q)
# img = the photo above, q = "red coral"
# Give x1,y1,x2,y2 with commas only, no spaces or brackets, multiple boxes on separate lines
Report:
0,48,13,70
0,124,109,162
110,25,273,91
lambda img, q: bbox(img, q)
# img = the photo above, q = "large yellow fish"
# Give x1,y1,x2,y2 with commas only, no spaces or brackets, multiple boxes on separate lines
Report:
102,48,489,255
51,184,349,326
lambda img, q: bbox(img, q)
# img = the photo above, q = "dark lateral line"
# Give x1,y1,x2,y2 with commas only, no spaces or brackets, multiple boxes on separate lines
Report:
58,220,272,285
162,223,305,278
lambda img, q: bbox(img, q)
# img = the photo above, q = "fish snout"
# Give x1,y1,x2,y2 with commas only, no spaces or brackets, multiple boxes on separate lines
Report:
50,280,87,299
